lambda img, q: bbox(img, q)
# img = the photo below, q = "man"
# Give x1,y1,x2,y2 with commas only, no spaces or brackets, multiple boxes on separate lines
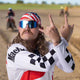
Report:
6,12,75,80
59,6,64,16
7,8,16,28
64,6,69,16
8,8,15,17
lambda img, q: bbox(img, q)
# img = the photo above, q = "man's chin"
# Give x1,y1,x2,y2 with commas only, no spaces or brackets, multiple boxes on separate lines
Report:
21,35,37,41
22,37,34,41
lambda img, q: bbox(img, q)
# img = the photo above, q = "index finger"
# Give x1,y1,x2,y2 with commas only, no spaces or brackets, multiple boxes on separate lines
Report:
49,14,55,27
65,14,68,27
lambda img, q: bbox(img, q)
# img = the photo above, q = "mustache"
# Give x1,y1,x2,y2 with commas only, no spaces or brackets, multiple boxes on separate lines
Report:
22,30,32,35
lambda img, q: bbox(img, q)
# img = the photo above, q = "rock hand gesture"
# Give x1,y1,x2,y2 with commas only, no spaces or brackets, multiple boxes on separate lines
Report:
60,14,74,42
39,14,74,46
39,15,61,46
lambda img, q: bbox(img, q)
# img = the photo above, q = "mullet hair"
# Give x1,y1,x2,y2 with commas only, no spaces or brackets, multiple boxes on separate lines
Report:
11,32,49,56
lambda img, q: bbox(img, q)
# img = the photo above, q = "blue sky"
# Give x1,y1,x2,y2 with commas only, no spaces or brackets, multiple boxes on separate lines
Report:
0,0,80,5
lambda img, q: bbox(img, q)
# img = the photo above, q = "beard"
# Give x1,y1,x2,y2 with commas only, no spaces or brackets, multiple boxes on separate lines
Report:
11,32,49,56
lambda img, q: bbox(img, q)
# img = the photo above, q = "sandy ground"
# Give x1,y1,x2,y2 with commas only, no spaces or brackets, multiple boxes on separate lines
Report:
0,8,80,80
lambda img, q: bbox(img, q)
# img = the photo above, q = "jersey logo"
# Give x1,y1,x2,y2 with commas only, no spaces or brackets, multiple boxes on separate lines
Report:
8,47,26,62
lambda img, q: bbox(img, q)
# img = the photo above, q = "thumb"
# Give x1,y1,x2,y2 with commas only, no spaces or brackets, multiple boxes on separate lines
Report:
39,28,44,33
60,25,64,30
71,24,74,28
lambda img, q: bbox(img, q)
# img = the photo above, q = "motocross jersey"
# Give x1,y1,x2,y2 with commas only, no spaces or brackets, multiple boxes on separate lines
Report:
6,37,75,80
64,7,68,12
8,11,15,17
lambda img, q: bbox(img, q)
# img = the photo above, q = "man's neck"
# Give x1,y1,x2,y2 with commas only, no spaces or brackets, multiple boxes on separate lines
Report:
25,39,38,50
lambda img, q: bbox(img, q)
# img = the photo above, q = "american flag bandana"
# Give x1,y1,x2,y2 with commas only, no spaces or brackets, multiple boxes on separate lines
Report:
20,12,41,26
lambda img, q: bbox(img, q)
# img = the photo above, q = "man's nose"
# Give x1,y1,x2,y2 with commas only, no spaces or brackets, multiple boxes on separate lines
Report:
25,24,30,30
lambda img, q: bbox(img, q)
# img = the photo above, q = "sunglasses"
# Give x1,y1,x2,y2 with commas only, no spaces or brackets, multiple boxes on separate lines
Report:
19,20,38,29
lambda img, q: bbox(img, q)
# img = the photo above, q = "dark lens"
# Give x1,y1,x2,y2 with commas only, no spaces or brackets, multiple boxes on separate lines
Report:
31,21,34,27
28,21,37,28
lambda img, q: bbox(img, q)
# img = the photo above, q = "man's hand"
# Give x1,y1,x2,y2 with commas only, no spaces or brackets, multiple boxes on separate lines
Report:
39,15,61,46
60,14,74,42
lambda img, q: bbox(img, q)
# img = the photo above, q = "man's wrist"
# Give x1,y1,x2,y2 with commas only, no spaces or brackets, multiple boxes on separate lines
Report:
52,38,61,46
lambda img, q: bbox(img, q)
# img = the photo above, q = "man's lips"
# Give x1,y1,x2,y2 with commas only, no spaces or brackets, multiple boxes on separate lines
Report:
22,31,32,35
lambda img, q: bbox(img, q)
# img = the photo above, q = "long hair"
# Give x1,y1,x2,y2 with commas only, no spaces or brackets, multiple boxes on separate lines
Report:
11,32,49,56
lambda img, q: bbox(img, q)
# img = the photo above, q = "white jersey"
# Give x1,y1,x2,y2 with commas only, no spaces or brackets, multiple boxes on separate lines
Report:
6,37,75,80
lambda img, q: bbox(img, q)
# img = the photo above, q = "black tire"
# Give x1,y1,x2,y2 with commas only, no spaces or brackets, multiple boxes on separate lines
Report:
7,22,10,29
7,19,16,31
11,22,14,30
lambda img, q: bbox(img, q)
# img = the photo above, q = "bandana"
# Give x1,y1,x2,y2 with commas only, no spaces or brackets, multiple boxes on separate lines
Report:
20,12,41,26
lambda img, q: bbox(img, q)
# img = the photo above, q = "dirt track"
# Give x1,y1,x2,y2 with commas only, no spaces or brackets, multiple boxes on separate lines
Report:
0,8,80,80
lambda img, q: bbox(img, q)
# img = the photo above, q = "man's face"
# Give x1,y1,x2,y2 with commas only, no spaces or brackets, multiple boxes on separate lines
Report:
18,20,40,41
